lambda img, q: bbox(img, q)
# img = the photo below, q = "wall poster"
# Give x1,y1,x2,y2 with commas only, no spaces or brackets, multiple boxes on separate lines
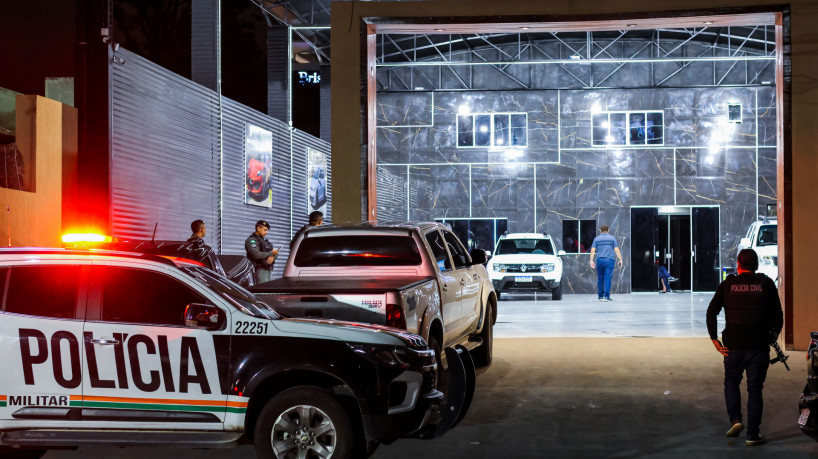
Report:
244,123,273,208
307,147,327,215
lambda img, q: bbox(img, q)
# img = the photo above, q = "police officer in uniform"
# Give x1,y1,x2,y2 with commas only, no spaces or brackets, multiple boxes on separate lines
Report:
245,220,279,284
706,248,783,446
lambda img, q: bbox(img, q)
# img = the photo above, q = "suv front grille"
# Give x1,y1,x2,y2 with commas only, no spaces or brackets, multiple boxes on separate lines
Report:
505,264,554,273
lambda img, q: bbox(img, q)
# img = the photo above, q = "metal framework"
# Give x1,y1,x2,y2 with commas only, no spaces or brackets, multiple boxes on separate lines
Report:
375,26,776,90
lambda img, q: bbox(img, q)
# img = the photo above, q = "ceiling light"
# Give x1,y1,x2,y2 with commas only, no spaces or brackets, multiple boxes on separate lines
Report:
703,21,714,24
519,26,530,30
626,23,638,27
570,54,581,60
434,28,445,32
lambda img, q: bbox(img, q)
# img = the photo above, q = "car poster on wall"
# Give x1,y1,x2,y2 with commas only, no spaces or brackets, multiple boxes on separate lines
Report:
307,147,327,215
244,123,273,208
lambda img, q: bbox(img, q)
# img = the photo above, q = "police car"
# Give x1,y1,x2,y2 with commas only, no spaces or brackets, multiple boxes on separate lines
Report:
486,233,565,300
0,247,447,458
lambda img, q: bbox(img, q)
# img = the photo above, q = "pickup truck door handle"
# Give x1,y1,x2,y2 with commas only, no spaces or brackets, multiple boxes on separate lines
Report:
460,279,466,285
90,338,119,345
472,274,478,280
442,284,448,291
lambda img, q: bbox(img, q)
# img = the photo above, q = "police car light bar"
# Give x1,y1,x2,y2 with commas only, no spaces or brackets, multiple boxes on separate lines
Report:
61,233,113,243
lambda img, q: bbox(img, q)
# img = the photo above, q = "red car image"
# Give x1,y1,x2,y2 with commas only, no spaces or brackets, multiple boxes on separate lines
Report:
246,157,272,202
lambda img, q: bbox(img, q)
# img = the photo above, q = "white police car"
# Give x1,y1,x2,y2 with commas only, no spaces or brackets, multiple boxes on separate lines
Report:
0,247,451,458
486,233,565,300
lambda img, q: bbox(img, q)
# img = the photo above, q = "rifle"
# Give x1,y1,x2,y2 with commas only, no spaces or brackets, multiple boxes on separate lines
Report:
770,340,790,371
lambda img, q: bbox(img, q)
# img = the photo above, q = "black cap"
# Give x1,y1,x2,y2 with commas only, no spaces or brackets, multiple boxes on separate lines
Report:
737,248,758,270
255,220,270,229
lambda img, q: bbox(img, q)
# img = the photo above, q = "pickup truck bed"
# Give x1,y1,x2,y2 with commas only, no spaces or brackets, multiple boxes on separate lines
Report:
252,276,436,325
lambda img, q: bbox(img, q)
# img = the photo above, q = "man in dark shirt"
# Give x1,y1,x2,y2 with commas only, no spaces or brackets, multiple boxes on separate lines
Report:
706,248,783,446
187,219,206,244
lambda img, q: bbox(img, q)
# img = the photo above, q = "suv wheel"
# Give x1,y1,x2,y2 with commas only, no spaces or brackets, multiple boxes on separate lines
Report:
254,386,354,459
551,283,563,301
472,300,494,367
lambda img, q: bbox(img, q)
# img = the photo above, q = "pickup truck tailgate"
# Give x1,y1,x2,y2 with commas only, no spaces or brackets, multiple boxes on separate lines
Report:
251,276,436,324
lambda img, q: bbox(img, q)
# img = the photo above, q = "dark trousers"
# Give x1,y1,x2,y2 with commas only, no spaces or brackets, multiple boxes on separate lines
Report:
596,257,614,299
724,349,770,437
658,265,671,291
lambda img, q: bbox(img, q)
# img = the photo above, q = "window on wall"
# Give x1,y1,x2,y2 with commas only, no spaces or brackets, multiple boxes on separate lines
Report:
592,111,663,147
562,219,597,253
457,113,527,147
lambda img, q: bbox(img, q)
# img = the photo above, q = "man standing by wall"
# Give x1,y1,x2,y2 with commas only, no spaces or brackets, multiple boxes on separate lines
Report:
187,219,206,244
290,211,324,249
589,225,623,302
706,248,783,446
245,220,279,284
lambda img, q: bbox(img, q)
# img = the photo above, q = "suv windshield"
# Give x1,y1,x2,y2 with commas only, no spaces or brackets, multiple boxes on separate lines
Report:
294,235,422,267
496,238,554,255
756,224,777,246
182,266,279,319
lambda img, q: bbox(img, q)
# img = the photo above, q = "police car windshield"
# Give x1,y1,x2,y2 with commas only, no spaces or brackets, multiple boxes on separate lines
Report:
496,239,554,255
182,266,280,320
756,224,777,247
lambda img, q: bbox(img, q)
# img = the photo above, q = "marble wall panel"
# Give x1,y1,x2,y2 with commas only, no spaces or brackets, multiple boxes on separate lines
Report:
575,179,606,207
758,175,777,203
757,87,777,147
575,151,607,178
376,165,408,221
675,177,728,205
726,148,757,177
536,155,577,179
607,149,635,177
607,178,675,207
376,92,433,126
634,149,674,178
725,175,758,205
757,148,777,177
471,178,518,211
675,149,697,176
696,148,726,177
536,178,575,209
720,205,762,269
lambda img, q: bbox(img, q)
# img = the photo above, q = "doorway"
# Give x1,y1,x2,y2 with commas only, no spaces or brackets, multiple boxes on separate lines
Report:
631,206,720,293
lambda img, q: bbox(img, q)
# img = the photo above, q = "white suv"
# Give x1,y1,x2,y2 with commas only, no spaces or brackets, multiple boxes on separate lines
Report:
737,218,778,284
486,233,565,300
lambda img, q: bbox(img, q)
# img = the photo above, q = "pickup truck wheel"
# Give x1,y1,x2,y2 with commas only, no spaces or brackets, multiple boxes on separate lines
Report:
551,283,563,301
0,448,46,459
472,301,494,367
429,335,449,398
254,386,353,459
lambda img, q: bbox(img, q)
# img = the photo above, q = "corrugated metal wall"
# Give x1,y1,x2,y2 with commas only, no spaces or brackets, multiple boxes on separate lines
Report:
111,47,331,277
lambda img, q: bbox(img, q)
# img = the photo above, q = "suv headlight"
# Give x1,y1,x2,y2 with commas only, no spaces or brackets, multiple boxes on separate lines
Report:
493,264,508,272
760,255,776,266
541,263,556,273
347,343,435,370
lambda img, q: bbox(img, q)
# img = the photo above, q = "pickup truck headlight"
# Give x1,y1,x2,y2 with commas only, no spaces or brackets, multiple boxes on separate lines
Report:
540,263,556,273
493,264,508,272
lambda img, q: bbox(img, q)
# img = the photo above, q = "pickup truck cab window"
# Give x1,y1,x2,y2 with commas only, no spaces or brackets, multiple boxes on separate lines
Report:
443,232,470,268
5,265,82,319
294,235,422,267
425,230,452,271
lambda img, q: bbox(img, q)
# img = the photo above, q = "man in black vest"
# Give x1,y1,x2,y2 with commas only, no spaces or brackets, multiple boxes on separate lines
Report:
706,248,783,446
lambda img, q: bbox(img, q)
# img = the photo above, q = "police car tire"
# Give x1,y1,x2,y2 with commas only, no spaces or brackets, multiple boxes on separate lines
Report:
254,386,354,459
0,448,46,459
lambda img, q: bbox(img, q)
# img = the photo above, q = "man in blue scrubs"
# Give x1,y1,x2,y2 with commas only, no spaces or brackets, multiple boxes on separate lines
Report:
589,225,623,301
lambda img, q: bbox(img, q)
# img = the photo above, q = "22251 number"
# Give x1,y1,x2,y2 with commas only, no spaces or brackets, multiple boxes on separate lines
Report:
235,321,269,335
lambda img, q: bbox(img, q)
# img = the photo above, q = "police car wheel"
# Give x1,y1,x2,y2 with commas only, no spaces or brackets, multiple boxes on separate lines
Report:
0,448,46,459
254,386,353,459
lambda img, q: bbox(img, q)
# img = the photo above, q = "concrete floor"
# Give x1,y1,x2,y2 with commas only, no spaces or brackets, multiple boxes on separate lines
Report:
495,292,725,338
47,295,813,458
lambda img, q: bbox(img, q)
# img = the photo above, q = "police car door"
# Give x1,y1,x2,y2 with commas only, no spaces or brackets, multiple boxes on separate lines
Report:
81,262,230,430
0,262,88,429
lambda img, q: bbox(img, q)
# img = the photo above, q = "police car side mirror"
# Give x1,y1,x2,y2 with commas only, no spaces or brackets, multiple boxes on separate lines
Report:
557,250,566,256
184,303,224,331
739,237,751,248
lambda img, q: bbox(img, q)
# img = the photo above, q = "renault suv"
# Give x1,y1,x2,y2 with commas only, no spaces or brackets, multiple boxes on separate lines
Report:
487,233,565,300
